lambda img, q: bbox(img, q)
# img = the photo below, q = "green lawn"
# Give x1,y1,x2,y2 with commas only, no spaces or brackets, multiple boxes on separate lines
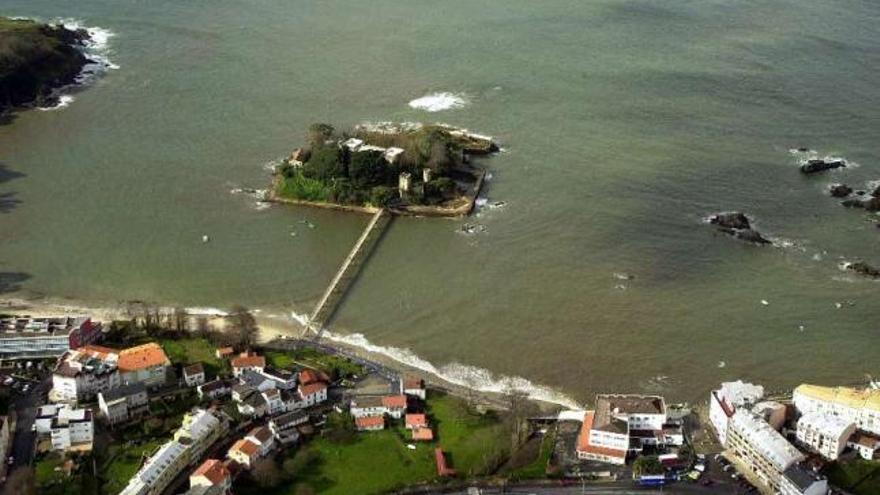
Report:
824,459,880,495
100,438,165,494
265,348,363,380
160,337,227,377
35,453,66,487
239,393,511,495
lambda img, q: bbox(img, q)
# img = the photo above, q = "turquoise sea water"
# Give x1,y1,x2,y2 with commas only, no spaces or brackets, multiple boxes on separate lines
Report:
1,0,878,404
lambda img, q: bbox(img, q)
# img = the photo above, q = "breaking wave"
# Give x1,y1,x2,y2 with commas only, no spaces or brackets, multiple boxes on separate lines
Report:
38,19,119,110
408,92,468,112
291,312,580,408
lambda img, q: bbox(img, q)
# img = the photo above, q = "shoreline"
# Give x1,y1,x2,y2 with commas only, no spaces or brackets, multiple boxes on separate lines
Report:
0,295,572,413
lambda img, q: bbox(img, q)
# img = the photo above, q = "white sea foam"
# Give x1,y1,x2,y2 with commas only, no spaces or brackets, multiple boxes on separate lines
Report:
289,311,580,408
408,92,468,112
38,95,75,111
185,307,229,317
33,19,119,111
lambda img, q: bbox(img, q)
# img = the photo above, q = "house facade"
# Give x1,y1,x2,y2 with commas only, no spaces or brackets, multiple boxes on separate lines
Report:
795,412,856,460
794,384,880,436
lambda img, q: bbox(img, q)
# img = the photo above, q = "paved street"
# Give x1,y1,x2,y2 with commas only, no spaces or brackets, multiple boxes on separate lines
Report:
8,375,49,471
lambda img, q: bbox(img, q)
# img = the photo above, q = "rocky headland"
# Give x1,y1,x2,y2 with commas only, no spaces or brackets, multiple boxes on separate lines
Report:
0,17,90,112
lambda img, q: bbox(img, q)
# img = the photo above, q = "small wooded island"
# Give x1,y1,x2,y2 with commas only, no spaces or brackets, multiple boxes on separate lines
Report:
0,17,89,112
269,122,499,216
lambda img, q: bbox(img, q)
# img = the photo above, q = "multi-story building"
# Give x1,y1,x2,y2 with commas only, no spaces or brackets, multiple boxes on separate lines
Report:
197,379,231,401
227,439,259,469
575,410,628,465
118,343,171,387
709,380,765,447
52,342,170,403
402,376,426,400
0,316,102,360
0,417,9,470
269,411,308,445
49,407,94,451
795,412,856,461
794,384,880,436
98,383,149,425
121,408,224,495
230,353,265,377
728,411,815,493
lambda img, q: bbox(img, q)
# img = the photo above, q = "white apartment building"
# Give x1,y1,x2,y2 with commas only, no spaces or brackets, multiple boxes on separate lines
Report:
709,380,765,447
794,384,880,436
0,316,103,360
121,409,224,495
98,382,149,425
728,411,807,493
796,412,856,461
48,407,94,451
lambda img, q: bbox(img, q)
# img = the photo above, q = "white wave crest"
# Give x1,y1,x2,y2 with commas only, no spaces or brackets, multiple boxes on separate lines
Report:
318,328,580,408
408,92,468,112
38,95,75,111
185,307,229,317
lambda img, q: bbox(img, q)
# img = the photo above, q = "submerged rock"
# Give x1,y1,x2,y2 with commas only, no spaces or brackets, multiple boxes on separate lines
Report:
829,184,853,198
872,184,880,198
841,198,864,209
800,159,846,174
709,212,751,230
847,262,880,279
734,229,772,245
841,197,880,211
708,212,771,245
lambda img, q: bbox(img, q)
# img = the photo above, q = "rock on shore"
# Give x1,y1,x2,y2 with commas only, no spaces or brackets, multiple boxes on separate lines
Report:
708,212,771,245
0,18,90,112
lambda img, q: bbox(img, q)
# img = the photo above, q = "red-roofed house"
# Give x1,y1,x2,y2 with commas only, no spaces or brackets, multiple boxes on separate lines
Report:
435,448,456,477
405,414,428,430
576,411,627,465
298,369,330,386
402,376,426,400
189,458,231,494
382,395,407,419
245,426,275,457
231,353,266,377
412,427,434,441
227,438,260,469
355,415,385,431
298,381,328,407
215,347,234,359
117,343,170,387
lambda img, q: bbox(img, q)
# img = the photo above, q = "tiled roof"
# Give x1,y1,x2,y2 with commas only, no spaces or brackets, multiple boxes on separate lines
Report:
247,426,273,444
229,438,259,457
406,414,428,427
299,369,328,386
300,382,327,397
184,363,204,376
352,396,384,408
382,395,407,409
355,415,384,429
79,344,118,359
192,459,229,486
118,343,170,372
403,376,424,390
412,427,434,441
576,411,627,460
231,355,265,369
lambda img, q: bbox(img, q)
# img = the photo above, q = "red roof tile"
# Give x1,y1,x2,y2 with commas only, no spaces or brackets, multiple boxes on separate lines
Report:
299,382,327,397
191,459,230,486
406,414,428,428
118,343,170,372
229,438,258,457
412,427,434,441
355,415,385,429
231,355,265,369
382,395,407,409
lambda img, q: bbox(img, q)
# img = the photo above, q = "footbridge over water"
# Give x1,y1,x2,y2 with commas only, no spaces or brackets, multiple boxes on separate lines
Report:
303,208,392,339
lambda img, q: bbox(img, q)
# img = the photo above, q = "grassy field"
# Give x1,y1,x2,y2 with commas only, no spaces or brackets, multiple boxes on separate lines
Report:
35,453,66,487
824,459,880,495
160,337,227,377
265,348,362,380
239,393,511,495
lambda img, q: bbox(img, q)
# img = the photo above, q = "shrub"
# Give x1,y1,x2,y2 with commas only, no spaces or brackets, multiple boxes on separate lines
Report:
349,150,389,188
370,186,396,207
277,172,331,202
303,146,345,182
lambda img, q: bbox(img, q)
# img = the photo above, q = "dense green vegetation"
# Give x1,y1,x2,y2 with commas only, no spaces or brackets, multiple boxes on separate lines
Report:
824,459,880,495
275,123,472,207
33,452,98,495
0,17,87,112
239,393,511,495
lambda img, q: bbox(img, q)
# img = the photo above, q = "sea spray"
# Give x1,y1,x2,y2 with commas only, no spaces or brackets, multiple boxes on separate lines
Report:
408,92,469,112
